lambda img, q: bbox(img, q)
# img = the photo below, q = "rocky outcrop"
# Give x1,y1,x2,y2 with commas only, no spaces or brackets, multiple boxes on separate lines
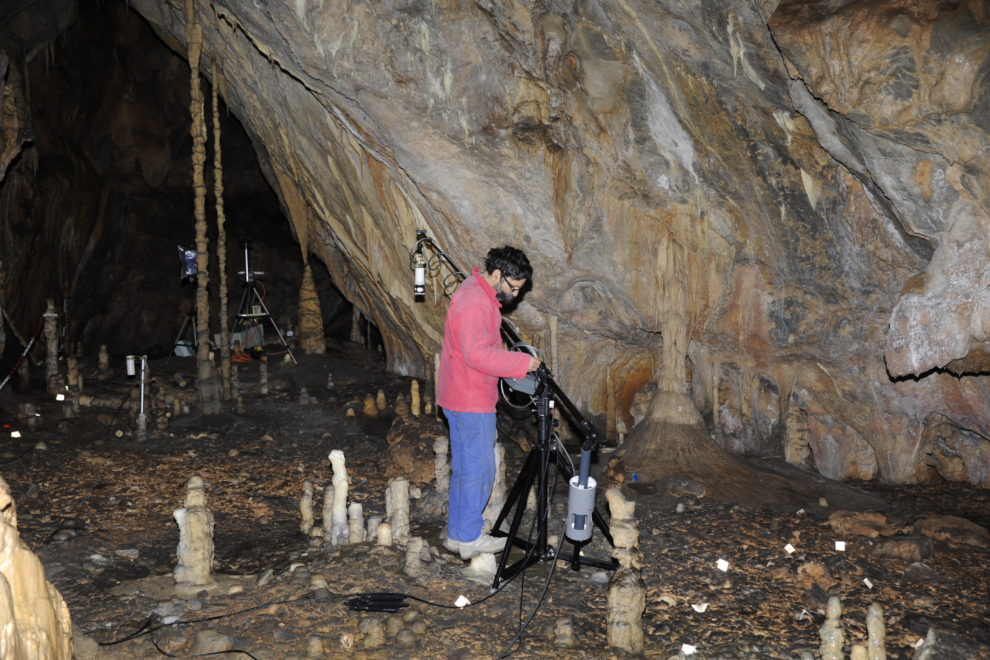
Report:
2,0,989,487
0,475,73,660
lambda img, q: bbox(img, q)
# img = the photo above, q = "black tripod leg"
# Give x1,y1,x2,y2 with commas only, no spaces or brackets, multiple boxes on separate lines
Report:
491,449,538,537
492,452,540,588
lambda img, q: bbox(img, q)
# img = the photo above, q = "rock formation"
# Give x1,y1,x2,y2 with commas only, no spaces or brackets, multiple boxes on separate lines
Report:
605,488,645,654
820,597,845,660
482,442,506,533
0,475,73,660
299,480,314,535
385,478,411,546
328,450,349,546
3,0,990,493
173,475,216,597
433,436,450,495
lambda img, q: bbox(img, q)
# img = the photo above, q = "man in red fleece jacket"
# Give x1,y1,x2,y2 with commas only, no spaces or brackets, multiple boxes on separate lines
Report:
437,246,541,559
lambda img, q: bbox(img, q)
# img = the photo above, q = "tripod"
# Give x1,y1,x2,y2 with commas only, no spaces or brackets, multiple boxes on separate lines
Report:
232,241,296,364
166,276,199,365
490,366,616,589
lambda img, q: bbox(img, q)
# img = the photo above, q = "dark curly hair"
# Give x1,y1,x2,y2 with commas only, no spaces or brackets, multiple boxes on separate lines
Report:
485,246,533,281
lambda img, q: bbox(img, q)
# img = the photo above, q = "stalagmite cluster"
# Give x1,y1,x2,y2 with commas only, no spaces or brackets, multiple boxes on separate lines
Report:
363,394,377,417
433,436,450,494
403,537,428,579
820,597,845,660
329,451,349,546
0,476,73,660
173,475,216,597
605,488,645,654
385,477,410,545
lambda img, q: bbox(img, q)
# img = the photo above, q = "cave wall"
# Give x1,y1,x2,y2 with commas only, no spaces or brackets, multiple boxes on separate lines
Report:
2,0,989,487
0,1,349,358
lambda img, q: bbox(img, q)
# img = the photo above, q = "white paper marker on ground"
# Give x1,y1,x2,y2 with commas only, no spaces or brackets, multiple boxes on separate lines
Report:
863,578,874,589
691,603,708,613
455,595,470,607
682,644,697,655
784,544,795,554
717,559,729,571
835,541,846,551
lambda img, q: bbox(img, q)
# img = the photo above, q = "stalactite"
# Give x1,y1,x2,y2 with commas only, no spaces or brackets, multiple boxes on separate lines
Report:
211,59,231,401
187,0,221,414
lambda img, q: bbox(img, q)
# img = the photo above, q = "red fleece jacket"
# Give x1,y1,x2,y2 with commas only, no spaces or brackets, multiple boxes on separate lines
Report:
436,267,531,413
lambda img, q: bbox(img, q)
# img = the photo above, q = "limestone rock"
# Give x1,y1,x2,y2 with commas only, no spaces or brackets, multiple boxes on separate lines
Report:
173,475,216,595
829,511,893,538
0,475,73,660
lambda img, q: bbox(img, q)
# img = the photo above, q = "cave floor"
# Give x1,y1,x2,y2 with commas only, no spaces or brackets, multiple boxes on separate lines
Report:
1,341,988,660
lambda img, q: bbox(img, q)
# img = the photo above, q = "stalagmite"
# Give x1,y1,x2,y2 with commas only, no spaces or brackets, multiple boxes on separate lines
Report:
185,0,222,415
230,364,240,400
867,602,886,660
348,502,365,543
299,480,314,534
329,450,349,545
366,516,381,541
211,59,232,401
376,389,386,411
173,396,182,417
482,442,506,532
554,616,576,648
66,356,78,390
385,477,410,545
395,393,409,416
299,387,310,405
321,483,335,544
260,354,268,395
350,307,361,344
173,475,216,597
424,397,433,415
605,488,645,654
852,646,868,660
820,597,845,660
0,476,74,660
306,636,324,659
44,298,57,394
461,553,497,584
403,537,427,578
364,617,385,648
376,522,392,546
362,394,377,417
410,380,420,416
97,347,109,379
326,373,333,388
433,436,450,494
299,265,326,355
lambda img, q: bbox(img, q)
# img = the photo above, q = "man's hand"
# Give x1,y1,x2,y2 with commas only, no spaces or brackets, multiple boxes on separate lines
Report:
527,356,542,372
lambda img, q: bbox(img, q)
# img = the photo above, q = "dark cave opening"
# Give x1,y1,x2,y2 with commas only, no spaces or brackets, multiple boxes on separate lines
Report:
0,0,354,369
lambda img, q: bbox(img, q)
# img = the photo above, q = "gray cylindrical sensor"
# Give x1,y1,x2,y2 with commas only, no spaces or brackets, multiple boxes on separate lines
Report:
565,475,597,542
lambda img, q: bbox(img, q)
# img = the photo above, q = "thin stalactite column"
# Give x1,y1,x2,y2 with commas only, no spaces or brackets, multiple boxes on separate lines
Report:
187,0,221,414
212,59,231,400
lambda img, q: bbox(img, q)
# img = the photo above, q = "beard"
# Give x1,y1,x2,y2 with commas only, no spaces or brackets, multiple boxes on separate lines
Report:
496,289,515,305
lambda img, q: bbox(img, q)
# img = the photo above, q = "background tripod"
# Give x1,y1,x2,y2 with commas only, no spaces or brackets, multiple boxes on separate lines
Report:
166,276,199,365
490,366,616,589
232,241,296,364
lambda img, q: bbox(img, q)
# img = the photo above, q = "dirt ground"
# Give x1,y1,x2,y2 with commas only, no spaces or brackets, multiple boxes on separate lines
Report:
1,339,988,660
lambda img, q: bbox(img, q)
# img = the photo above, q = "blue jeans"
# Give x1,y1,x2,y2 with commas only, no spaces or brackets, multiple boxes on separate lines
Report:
444,409,497,542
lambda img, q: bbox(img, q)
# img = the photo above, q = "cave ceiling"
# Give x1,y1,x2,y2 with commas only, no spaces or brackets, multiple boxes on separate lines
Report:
2,0,990,487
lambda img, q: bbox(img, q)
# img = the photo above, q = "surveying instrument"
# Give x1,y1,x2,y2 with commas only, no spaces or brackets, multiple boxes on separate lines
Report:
232,240,297,364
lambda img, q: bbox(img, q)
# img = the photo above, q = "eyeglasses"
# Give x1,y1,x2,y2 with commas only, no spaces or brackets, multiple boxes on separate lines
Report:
501,277,523,294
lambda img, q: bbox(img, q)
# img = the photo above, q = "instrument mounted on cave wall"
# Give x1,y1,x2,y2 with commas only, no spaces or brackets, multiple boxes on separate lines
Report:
410,229,617,588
